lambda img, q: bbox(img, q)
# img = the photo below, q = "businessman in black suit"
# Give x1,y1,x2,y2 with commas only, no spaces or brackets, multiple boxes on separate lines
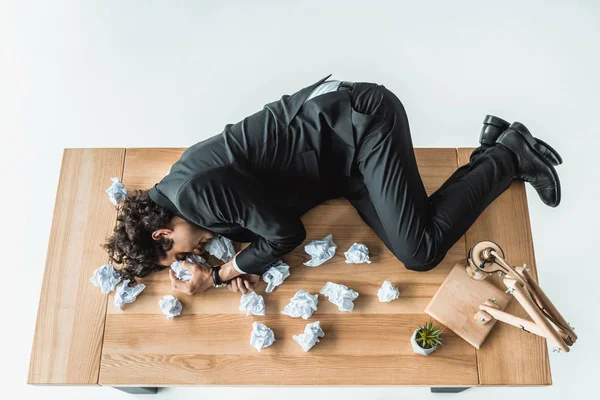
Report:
104,75,562,296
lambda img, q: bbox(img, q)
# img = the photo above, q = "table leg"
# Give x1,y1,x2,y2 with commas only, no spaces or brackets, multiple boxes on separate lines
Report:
113,387,158,394
431,387,471,393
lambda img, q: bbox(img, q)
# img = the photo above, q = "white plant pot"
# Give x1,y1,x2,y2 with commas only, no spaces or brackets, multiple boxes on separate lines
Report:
410,328,437,356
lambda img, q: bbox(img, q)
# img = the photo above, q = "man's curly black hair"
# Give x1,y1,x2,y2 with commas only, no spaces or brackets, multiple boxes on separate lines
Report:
103,189,174,281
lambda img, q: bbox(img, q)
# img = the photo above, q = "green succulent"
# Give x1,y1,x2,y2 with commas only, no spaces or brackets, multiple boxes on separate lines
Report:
416,320,444,349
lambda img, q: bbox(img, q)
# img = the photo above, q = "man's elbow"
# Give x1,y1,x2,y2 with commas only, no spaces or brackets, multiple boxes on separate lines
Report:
295,226,307,245
284,226,306,251
265,225,307,259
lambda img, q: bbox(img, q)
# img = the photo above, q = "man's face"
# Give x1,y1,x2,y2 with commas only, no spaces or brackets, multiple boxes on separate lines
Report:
153,217,215,267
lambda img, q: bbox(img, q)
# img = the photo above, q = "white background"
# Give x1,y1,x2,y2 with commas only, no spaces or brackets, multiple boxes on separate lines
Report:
1,1,598,399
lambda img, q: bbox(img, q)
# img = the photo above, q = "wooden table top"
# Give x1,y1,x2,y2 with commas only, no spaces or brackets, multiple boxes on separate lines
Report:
28,148,551,387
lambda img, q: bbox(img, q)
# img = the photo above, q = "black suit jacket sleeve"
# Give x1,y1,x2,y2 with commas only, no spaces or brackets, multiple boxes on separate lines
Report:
176,167,306,275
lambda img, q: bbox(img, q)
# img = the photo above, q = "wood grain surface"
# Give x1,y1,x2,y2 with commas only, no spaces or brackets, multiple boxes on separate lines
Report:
123,148,186,191
29,147,552,386
28,149,125,384
457,148,552,386
99,147,480,386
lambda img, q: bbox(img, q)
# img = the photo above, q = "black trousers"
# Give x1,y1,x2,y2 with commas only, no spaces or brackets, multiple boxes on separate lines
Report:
345,83,517,271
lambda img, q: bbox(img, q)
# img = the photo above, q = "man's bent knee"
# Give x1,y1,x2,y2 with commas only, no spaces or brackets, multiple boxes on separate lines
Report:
398,251,447,272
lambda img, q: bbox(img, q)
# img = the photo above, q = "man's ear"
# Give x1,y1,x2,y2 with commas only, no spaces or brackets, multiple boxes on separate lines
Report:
151,228,172,241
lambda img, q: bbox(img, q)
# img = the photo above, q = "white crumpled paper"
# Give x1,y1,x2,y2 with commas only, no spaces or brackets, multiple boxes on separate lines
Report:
170,260,192,281
262,260,290,293
377,280,400,302
344,242,372,264
106,177,127,206
158,295,182,319
205,235,236,262
114,279,146,311
303,234,337,267
293,321,325,352
281,290,319,319
186,254,209,266
239,291,266,317
170,254,211,281
90,264,122,293
320,282,359,312
250,322,275,352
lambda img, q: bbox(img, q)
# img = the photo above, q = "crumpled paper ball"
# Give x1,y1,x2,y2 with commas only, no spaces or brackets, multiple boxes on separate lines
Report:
344,242,372,264
320,282,359,312
105,177,127,206
90,264,122,293
186,254,209,266
171,255,210,281
262,260,291,293
250,322,275,352
377,280,399,302
293,321,325,352
303,234,337,267
205,235,236,262
239,291,266,317
281,290,319,319
170,260,192,281
158,295,183,319
114,279,146,311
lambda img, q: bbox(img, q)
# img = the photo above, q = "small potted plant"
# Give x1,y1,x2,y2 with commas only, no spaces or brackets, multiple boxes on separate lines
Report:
411,320,443,356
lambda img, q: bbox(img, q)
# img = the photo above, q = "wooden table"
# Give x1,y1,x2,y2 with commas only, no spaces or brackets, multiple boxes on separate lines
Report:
28,148,551,394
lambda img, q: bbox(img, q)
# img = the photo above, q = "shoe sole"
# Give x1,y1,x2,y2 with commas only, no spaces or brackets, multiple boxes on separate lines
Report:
511,122,561,207
483,116,563,165
533,137,563,165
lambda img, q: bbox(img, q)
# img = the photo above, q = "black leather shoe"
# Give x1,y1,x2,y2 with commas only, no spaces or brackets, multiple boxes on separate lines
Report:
476,115,562,166
496,122,561,207
479,115,511,146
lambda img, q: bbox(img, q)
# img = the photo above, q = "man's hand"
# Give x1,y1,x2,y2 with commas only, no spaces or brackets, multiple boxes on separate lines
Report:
169,260,213,296
227,274,260,294
215,250,259,294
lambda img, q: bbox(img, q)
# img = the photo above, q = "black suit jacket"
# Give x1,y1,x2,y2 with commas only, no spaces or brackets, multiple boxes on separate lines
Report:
149,75,373,274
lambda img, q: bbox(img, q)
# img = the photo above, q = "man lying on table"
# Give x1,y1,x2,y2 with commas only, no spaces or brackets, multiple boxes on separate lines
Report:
103,75,562,296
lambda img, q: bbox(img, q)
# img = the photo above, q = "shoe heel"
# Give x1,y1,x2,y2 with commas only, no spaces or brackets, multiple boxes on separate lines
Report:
483,115,510,128
480,115,510,145
509,122,539,148
535,138,563,165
